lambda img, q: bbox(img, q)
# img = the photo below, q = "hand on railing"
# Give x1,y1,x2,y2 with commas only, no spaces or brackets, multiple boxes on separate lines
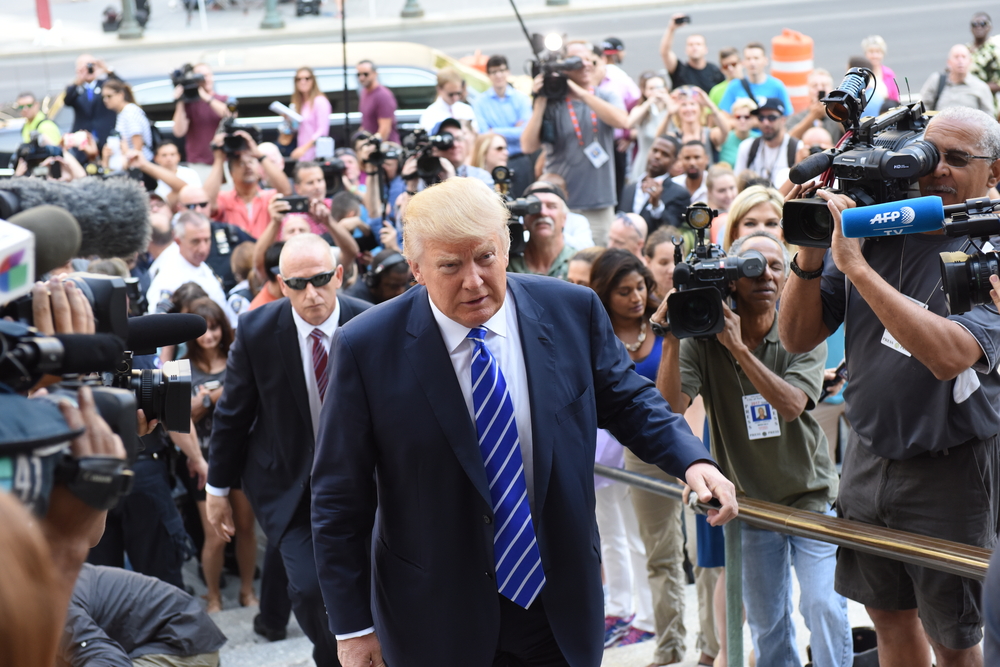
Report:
684,462,738,526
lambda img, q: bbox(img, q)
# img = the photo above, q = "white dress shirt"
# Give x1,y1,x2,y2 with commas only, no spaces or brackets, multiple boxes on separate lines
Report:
672,172,707,205
632,173,669,218
205,297,340,499
418,97,478,133
335,291,534,642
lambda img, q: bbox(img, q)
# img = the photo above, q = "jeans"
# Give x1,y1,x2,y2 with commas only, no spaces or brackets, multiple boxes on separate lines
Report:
741,509,852,667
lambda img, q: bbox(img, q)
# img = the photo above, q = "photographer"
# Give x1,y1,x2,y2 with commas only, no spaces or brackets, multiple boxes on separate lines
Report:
779,106,1000,666
507,181,576,279
205,130,292,238
64,55,118,150
521,41,628,247
654,231,852,667
171,64,231,179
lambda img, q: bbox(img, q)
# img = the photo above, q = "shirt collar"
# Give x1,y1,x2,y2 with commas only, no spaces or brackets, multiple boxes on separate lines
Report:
488,86,510,100
427,290,509,354
291,296,341,340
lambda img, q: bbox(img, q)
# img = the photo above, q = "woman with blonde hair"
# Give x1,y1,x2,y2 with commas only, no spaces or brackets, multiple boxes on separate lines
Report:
656,85,729,165
861,35,900,103
470,132,508,174
289,67,331,161
722,184,785,251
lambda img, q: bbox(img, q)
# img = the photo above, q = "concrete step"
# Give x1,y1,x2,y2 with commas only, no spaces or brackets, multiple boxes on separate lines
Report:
209,605,315,667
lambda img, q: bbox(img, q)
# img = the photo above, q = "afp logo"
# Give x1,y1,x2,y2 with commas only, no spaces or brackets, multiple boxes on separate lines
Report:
870,207,915,226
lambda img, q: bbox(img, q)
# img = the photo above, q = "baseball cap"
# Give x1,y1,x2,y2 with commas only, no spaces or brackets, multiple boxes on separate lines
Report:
602,37,625,54
431,117,462,136
750,97,786,115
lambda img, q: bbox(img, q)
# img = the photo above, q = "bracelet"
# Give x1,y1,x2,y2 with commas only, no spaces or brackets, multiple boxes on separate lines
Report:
366,171,379,176
790,252,824,280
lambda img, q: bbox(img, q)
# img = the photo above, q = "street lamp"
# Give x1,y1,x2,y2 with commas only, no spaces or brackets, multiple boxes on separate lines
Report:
400,0,423,18
118,0,144,39
261,0,285,29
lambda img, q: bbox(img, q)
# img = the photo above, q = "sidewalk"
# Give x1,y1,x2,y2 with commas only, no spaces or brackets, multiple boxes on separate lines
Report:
1,0,677,58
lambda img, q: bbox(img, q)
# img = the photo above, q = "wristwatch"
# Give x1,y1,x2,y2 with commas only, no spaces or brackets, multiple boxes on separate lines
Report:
202,394,212,409
650,319,670,337
790,253,824,280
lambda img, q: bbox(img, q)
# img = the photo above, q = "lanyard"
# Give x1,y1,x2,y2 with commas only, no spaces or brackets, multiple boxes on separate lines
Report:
566,97,598,147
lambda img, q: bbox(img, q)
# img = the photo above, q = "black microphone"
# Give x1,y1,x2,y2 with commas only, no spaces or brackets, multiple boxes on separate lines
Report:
0,177,150,259
6,333,124,376
127,314,207,355
7,205,82,275
789,150,835,185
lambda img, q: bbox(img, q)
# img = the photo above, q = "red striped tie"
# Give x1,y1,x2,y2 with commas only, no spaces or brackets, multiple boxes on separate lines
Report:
310,328,328,403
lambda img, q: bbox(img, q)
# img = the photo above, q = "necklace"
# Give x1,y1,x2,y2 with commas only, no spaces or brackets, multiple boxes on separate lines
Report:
623,319,647,352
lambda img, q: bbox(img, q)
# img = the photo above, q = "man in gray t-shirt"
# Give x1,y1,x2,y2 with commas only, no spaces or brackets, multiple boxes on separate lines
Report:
779,107,1000,664
521,41,628,246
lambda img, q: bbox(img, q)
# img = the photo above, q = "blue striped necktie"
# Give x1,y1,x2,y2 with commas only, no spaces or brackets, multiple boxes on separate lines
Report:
467,326,545,608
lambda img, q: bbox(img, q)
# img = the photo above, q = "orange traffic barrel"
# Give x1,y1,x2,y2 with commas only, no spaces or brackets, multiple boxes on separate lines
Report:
460,50,489,74
771,29,813,112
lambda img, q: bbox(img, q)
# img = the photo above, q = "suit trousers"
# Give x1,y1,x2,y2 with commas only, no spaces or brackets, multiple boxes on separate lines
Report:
278,498,341,666
494,596,571,667
258,539,293,632
623,450,687,665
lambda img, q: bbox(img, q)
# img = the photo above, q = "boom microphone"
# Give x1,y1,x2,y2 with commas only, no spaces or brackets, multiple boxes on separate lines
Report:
55,333,125,374
126,314,207,355
841,196,945,238
7,205,82,275
0,177,151,258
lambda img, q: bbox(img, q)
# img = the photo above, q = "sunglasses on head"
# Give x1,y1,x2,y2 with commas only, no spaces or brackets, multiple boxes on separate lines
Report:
281,270,336,290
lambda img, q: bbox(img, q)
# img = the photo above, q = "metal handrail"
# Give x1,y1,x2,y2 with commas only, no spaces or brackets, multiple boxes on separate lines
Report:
594,464,992,581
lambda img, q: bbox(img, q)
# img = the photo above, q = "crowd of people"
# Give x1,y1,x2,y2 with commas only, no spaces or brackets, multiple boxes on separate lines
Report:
5,8,1000,667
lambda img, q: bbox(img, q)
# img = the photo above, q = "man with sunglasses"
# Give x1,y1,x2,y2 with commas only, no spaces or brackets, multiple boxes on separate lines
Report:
733,98,801,187
357,60,399,144
15,92,62,147
419,68,477,134
969,13,1000,97
176,185,254,293
207,233,369,667
780,106,1000,667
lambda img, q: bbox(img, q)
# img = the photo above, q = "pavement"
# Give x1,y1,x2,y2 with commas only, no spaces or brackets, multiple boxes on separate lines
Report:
1,0,680,58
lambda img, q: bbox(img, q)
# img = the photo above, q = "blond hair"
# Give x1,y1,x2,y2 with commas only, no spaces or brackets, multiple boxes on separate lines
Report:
436,67,464,88
402,178,510,261
724,184,784,250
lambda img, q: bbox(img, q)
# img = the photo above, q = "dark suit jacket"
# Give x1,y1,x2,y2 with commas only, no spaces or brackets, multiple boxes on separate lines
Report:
64,78,119,147
619,178,691,233
311,274,711,667
208,295,370,543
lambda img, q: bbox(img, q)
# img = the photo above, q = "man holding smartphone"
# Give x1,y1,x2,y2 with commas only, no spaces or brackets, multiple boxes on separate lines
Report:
660,15,725,94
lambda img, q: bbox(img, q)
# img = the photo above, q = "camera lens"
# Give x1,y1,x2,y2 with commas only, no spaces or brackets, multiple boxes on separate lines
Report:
667,287,724,339
678,293,715,332
128,360,192,432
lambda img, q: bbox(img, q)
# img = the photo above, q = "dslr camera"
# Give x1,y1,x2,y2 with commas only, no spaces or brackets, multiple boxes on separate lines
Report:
171,64,206,102
14,131,62,175
667,204,766,338
361,134,401,168
783,68,938,247
936,197,1000,314
401,129,455,185
220,100,262,156
492,165,540,256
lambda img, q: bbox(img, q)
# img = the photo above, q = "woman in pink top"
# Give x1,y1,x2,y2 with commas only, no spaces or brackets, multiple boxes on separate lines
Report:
862,35,900,102
290,67,332,161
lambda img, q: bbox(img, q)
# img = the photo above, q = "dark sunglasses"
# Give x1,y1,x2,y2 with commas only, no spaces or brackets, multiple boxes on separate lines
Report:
281,270,336,290
356,72,371,78
972,20,990,27
940,150,995,168
185,201,210,209
733,114,752,120
296,76,313,81
757,114,782,123
14,103,35,110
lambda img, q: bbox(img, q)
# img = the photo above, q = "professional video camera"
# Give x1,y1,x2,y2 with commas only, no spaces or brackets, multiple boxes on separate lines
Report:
319,158,347,197
401,128,455,185
527,33,584,100
934,196,1000,314
667,204,766,339
220,100,262,156
491,165,540,256
170,64,206,102
783,68,939,248
14,131,62,175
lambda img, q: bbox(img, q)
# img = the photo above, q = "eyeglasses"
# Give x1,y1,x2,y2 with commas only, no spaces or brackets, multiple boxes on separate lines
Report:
941,150,996,168
296,75,313,81
14,103,35,110
487,68,509,76
281,270,336,290
972,20,990,27
356,72,371,78
757,114,782,123
733,114,752,121
443,91,463,99
185,201,210,209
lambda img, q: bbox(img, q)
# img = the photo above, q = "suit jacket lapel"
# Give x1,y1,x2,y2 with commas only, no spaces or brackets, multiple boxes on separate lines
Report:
403,289,492,506
276,301,313,433
507,278,557,518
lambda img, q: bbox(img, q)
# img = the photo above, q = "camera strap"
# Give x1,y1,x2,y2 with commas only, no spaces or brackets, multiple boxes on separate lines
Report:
565,97,598,147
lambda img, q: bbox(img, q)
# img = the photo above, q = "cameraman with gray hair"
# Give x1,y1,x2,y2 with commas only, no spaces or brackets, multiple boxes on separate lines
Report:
780,105,1000,667
653,230,851,667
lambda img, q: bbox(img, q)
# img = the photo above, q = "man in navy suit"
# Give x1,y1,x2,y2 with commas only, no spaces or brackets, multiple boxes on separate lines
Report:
207,233,370,666
312,177,738,667
63,54,118,149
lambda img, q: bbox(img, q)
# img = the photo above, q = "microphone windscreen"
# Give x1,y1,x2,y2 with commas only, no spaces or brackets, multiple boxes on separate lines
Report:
127,314,207,353
0,177,150,258
8,205,82,275
56,333,124,374
842,196,945,238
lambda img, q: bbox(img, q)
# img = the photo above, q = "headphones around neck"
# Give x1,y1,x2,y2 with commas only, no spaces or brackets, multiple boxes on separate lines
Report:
364,252,407,288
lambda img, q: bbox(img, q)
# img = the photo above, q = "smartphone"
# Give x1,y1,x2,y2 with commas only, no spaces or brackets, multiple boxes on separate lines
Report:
674,15,691,25
819,359,848,401
279,195,310,213
48,161,62,180
201,380,222,391
63,131,89,149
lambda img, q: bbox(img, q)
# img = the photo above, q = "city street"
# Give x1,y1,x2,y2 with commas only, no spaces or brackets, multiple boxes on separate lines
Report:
0,0,985,106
